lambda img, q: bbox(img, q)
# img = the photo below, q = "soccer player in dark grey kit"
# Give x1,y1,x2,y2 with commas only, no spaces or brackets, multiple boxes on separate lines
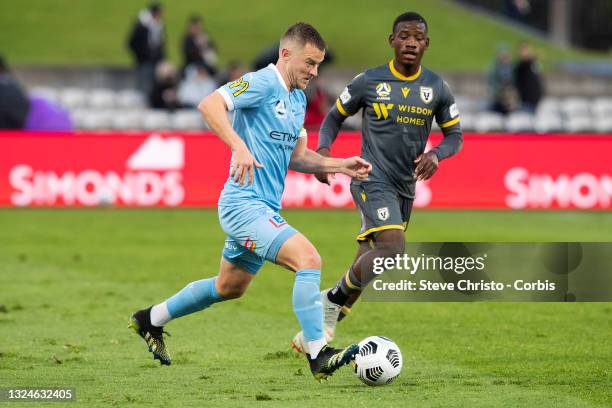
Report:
293,12,463,352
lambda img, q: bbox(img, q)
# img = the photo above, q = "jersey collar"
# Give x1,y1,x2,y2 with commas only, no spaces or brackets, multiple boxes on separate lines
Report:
388,60,422,81
269,63,289,92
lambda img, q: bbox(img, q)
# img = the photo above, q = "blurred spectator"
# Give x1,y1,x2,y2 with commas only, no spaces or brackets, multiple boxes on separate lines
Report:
150,61,180,110
178,62,217,108
252,43,280,71
182,15,218,76
487,44,516,114
514,42,544,113
24,95,72,131
216,60,247,86
127,2,166,97
303,77,331,131
0,56,30,129
505,0,531,23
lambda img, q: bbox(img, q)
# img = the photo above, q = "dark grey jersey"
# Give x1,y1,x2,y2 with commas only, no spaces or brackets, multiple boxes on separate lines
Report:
319,61,462,199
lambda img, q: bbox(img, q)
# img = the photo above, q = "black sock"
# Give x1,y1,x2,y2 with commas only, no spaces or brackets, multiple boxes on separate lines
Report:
327,284,349,306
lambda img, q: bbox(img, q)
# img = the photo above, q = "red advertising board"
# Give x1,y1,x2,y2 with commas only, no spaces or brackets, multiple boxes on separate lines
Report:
1,131,611,209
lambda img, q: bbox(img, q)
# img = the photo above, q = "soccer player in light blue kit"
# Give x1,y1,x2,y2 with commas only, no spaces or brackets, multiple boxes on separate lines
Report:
129,23,372,381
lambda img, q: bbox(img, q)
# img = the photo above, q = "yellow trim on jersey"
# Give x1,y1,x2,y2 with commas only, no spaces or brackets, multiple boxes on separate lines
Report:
356,224,405,241
389,60,422,81
229,77,249,97
344,273,360,290
440,117,460,128
336,99,349,116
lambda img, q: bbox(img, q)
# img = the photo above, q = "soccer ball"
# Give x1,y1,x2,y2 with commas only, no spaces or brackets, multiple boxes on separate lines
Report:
354,336,402,386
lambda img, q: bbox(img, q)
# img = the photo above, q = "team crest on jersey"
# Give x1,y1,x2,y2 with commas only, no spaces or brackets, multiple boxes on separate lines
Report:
401,87,410,98
377,207,390,221
375,82,392,99
274,100,287,117
420,86,434,104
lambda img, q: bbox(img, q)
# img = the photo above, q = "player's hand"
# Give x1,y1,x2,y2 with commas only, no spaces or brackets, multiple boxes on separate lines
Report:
315,172,331,185
230,146,264,186
339,156,372,180
414,151,439,181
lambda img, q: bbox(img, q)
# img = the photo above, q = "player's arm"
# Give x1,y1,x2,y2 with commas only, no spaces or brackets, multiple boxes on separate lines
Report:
198,92,262,186
289,135,371,180
316,73,366,184
415,82,463,181
198,74,267,186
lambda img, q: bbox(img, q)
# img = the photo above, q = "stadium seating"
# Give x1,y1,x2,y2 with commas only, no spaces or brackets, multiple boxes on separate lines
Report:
88,89,116,110
593,97,612,118
564,116,593,133
25,87,612,132
474,112,505,132
59,88,88,110
115,89,147,110
140,111,171,130
170,110,207,130
111,111,143,130
533,113,564,133
595,117,612,133
505,112,534,132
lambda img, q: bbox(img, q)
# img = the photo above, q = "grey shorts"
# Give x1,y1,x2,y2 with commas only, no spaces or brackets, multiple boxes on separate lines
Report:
350,182,414,242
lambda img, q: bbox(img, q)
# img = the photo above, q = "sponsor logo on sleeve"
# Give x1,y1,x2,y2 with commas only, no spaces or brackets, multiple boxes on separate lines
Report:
269,214,287,228
340,87,351,104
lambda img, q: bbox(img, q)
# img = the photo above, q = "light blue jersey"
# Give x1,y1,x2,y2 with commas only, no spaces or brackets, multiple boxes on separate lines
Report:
216,63,306,274
217,63,307,212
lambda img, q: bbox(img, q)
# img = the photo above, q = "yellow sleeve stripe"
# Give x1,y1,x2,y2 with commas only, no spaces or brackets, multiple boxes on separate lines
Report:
344,273,360,289
356,225,405,241
440,117,460,128
336,99,349,117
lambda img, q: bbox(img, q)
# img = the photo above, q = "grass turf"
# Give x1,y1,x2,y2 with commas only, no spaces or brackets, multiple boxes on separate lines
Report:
1,0,607,70
0,209,611,407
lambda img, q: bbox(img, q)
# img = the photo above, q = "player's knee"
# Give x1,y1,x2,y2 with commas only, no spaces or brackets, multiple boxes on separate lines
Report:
216,280,248,300
293,249,322,271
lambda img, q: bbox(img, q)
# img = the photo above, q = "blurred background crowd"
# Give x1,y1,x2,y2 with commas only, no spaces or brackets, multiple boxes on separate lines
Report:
1,0,610,133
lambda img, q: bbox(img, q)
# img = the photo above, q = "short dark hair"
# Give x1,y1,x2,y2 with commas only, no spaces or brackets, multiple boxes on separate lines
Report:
281,22,326,51
188,14,201,25
393,12,428,33
149,2,163,15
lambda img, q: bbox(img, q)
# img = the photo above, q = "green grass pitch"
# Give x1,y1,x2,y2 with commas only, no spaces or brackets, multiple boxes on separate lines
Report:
1,209,611,407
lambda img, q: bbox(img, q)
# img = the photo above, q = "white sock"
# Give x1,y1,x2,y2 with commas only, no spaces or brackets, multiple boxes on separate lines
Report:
307,337,327,359
150,302,171,327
